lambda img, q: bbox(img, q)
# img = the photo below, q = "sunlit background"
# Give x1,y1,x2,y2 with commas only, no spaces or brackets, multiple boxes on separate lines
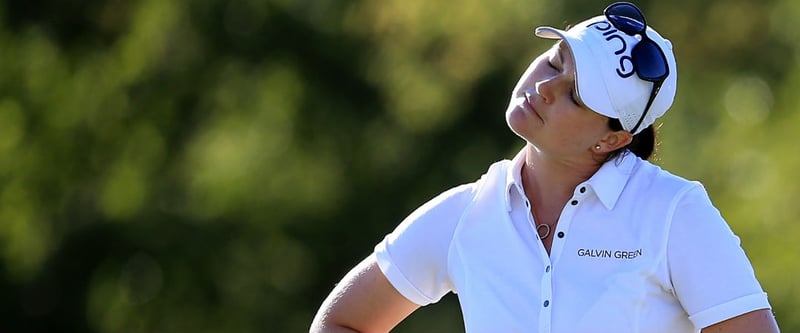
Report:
1,0,799,332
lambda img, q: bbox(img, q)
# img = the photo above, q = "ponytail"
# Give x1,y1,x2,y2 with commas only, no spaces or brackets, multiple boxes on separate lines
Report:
607,118,657,161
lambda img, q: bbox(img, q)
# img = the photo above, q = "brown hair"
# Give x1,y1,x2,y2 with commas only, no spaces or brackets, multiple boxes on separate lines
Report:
606,118,656,161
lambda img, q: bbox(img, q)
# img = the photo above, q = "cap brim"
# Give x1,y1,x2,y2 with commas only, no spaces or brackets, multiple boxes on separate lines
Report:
534,26,563,39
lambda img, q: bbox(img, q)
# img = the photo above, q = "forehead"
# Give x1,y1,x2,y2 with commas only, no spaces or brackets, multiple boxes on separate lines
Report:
553,40,576,65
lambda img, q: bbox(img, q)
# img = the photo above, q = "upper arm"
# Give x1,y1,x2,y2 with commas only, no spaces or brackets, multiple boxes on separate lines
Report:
701,309,779,333
310,254,420,333
668,185,772,328
311,182,475,332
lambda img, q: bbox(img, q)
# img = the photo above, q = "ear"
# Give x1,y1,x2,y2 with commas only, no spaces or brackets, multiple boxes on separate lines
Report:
597,130,632,152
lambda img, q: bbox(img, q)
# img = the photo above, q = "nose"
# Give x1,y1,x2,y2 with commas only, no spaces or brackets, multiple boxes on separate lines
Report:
533,78,555,105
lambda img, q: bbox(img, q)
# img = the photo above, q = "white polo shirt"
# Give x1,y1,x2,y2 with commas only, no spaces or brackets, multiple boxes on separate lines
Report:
374,149,770,333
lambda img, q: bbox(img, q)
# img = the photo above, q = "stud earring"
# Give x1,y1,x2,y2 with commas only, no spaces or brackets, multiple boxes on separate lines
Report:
594,145,601,150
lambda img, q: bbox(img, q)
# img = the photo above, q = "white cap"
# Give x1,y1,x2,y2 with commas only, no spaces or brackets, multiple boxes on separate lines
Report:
535,16,677,134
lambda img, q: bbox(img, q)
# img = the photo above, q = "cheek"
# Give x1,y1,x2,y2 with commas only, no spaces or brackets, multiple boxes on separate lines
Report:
554,114,608,147
569,119,606,147
551,127,588,148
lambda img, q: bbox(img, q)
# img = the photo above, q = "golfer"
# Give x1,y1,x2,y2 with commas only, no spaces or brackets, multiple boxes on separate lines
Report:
311,2,779,332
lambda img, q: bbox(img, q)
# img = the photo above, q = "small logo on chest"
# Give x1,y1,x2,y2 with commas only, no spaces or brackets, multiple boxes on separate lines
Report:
577,248,643,259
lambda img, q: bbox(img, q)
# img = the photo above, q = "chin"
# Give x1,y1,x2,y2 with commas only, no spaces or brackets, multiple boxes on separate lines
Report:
505,107,529,140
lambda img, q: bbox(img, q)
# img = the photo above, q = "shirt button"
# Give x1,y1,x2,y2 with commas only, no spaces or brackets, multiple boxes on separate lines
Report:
543,300,550,307
557,231,565,238
580,187,586,193
571,200,578,205
545,265,551,273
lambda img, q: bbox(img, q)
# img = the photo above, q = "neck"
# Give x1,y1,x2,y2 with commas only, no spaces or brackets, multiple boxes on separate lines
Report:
521,144,603,207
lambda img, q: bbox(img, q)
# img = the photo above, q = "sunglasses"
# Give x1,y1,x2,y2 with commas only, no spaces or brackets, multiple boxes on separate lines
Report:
604,2,669,133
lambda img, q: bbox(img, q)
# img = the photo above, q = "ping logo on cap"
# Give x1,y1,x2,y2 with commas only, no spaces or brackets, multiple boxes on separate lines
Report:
587,21,636,79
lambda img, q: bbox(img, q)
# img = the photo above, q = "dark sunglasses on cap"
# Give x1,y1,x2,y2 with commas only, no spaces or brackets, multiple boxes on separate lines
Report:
604,2,669,133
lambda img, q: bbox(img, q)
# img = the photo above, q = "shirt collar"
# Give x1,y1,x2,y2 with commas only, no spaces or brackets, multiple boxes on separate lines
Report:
584,152,639,210
504,149,527,211
503,148,639,211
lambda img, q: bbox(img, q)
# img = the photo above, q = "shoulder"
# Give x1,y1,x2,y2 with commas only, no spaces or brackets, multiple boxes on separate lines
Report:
398,158,513,226
630,160,728,233
631,158,703,199
473,159,513,191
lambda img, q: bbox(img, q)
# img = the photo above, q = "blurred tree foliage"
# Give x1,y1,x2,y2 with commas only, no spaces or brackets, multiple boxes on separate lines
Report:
0,0,798,332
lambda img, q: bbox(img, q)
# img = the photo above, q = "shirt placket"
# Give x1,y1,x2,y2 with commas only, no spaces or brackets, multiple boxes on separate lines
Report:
538,260,553,333
528,184,589,333
524,197,554,333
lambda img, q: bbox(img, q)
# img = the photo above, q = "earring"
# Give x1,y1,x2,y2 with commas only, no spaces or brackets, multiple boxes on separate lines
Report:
594,145,601,150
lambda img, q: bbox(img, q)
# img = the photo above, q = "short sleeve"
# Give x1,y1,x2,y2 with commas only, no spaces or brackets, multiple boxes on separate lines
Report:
667,183,771,329
374,183,476,306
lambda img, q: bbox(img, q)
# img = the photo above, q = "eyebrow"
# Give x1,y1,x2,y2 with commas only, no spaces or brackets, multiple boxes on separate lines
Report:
556,42,566,65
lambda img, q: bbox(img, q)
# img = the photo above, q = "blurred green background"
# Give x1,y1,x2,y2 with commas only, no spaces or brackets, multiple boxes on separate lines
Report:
0,0,798,332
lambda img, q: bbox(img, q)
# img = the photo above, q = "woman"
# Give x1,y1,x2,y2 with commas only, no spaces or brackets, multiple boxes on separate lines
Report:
310,2,780,332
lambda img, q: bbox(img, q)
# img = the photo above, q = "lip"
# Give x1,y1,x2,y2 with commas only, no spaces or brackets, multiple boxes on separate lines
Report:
520,95,542,120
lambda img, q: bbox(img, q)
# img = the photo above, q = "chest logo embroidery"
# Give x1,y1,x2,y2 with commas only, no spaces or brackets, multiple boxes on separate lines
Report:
577,248,643,259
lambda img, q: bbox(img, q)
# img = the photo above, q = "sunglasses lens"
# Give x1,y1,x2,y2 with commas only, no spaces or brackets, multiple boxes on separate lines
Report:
632,41,668,80
607,15,645,33
606,3,646,33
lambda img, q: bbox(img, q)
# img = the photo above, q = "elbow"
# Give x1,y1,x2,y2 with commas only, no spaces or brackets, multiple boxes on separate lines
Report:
310,312,361,333
309,321,361,333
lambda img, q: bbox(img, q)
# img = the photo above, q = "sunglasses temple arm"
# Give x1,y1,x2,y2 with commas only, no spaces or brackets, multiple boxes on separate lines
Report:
630,82,662,134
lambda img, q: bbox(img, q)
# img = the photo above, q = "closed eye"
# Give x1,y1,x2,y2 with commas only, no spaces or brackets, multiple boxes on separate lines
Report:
547,59,559,71
548,59,581,106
